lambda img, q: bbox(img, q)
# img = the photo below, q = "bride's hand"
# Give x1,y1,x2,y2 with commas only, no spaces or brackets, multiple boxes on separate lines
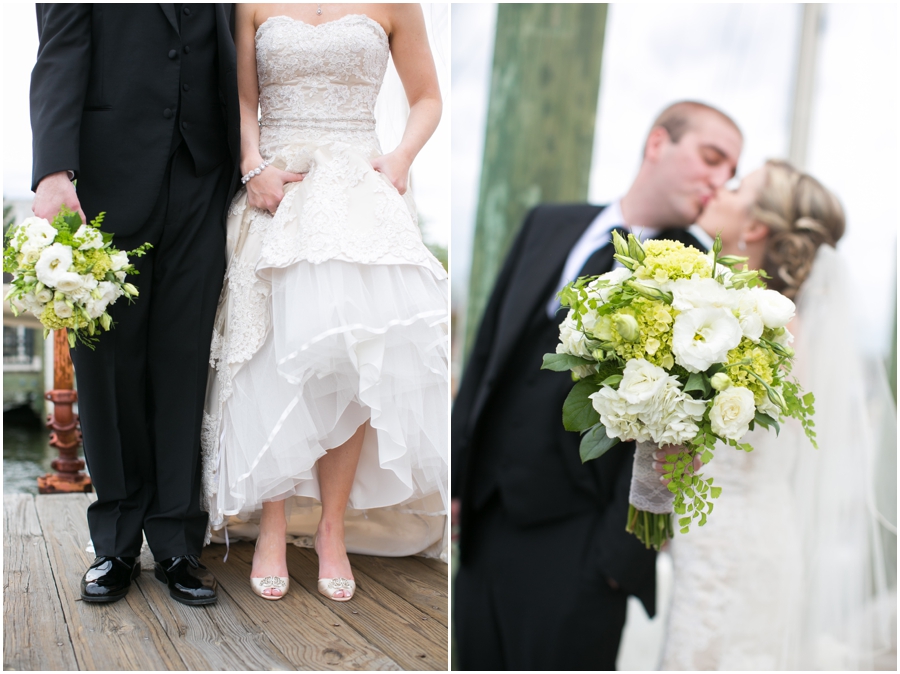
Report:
371,151,412,195
245,166,305,215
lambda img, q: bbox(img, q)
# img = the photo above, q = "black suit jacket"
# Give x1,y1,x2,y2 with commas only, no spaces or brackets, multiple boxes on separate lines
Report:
453,203,706,616
30,3,240,236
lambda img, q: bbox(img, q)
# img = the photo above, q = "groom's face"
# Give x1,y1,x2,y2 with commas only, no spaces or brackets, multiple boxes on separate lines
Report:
653,113,743,224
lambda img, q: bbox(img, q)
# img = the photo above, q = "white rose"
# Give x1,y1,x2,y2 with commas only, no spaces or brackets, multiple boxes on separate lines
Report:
35,287,54,304
34,243,74,288
750,287,795,328
74,224,104,250
670,276,735,312
17,217,57,253
557,310,592,358
618,358,669,407
53,300,73,319
590,387,651,443
709,386,756,440
109,250,129,271
54,272,85,294
672,307,743,373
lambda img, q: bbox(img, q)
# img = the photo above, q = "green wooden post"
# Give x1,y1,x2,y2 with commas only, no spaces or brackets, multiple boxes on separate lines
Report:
463,3,608,359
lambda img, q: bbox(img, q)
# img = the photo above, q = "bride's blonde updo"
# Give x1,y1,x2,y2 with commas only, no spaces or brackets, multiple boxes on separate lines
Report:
751,160,845,299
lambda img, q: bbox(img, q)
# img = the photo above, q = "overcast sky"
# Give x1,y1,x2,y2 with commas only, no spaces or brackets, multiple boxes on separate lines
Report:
452,3,898,357
1,3,450,248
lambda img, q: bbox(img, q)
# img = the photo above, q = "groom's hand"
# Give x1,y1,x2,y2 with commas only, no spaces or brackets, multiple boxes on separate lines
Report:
652,445,703,485
245,166,305,215
33,171,85,223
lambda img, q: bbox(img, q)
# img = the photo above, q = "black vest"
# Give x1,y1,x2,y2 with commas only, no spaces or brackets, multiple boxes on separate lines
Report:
172,4,227,173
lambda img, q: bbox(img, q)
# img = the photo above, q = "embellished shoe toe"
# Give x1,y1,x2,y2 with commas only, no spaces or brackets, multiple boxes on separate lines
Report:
317,577,356,602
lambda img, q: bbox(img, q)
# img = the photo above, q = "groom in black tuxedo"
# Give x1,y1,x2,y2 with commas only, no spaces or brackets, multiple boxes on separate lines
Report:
453,101,743,669
30,4,240,605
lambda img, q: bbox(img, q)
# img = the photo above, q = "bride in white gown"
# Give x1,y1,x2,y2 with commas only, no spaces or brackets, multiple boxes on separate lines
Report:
201,4,448,600
660,160,896,669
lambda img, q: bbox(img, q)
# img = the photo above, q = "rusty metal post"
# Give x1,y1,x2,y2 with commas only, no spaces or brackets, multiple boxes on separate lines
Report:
38,329,92,493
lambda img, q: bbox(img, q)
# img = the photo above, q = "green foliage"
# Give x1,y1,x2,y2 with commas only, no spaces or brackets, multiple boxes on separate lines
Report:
562,379,601,432
579,423,619,463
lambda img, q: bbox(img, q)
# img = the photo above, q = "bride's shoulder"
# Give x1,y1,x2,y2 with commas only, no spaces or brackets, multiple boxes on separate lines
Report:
380,3,426,35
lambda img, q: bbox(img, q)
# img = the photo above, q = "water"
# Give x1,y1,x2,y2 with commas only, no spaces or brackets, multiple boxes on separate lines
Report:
3,424,60,494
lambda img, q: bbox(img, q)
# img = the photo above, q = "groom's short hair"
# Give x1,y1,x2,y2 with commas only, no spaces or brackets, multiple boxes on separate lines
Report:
646,101,742,152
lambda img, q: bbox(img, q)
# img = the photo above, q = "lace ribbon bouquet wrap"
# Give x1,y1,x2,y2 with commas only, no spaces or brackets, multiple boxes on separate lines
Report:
542,232,817,550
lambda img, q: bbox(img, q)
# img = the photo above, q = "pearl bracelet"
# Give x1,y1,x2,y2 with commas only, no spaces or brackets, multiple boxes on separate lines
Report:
241,160,271,185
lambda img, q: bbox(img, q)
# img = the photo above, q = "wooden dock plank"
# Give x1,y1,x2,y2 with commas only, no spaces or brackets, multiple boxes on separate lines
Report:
132,545,296,671
414,557,449,578
348,555,448,626
206,542,401,671
283,546,447,671
3,494,79,671
34,494,186,671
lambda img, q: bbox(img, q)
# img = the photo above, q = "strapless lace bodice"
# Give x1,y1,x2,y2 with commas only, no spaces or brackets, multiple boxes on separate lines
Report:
256,14,388,153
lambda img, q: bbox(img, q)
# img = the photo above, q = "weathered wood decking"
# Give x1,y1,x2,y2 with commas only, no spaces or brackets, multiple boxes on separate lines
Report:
4,494,448,671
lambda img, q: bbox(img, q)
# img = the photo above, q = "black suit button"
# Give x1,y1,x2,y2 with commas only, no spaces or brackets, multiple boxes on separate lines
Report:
163,108,173,119
183,7,191,15
168,49,177,59
183,45,191,54
182,83,190,92
182,121,188,129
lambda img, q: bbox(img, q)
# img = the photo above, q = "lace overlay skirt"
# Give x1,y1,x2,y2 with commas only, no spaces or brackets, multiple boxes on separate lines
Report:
201,128,449,559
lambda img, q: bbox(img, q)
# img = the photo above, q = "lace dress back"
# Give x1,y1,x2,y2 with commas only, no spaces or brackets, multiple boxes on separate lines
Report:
201,15,449,559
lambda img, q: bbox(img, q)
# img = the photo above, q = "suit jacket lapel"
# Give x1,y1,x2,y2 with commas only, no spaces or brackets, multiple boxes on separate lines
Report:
160,4,179,35
487,205,604,383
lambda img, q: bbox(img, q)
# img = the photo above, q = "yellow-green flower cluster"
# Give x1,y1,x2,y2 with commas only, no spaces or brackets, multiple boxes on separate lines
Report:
589,298,677,368
635,240,711,283
74,249,113,280
726,339,779,404
39,303,75,331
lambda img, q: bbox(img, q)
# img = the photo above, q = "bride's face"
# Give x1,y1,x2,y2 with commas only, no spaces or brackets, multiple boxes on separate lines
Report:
697,167,767,254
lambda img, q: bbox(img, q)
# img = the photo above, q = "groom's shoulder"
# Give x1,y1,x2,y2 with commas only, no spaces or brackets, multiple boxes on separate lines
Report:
524,202,606,230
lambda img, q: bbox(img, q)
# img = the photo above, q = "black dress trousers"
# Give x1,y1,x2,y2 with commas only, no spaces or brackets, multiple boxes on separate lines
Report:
70,133,228,560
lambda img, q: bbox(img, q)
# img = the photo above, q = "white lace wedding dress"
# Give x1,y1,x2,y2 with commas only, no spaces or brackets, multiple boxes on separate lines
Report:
200,14,449,559
659,245,896,670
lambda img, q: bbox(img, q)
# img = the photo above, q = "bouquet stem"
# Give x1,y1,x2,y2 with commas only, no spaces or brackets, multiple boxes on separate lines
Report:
626,504,673,551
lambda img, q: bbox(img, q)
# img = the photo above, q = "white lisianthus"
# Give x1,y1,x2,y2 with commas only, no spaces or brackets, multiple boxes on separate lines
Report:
750,287,795,328
557,310,592,358
710,372,732,391
709,386,756,440
53,300,74,319
672,307,743,373
115,270,127,282
34,243,74,288
670,276,735,312
770,326,794,348
590,387,652,443
54,272,85,294
109,250,129,271
96,281,120,305
618,358,669,406
17,217,57,254
756,385,783,418
589,267,632,303
73,224,104,250
734,288,765,343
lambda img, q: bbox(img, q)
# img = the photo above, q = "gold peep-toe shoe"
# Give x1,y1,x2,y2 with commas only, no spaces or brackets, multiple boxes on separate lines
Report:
317,576,356,602
251,574,290,601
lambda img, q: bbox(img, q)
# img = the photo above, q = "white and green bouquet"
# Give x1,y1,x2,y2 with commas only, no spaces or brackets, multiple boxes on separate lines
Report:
543,231,816,550
3,207,150,348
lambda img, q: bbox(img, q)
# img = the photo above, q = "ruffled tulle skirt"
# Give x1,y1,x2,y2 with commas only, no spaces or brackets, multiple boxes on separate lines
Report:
202,138,449,559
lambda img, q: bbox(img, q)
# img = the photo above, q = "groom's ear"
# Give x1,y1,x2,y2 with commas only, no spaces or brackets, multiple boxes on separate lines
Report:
643,126,670,162
745,220,769,243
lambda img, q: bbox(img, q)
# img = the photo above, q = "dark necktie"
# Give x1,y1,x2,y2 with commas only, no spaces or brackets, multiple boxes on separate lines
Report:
577,226,630,277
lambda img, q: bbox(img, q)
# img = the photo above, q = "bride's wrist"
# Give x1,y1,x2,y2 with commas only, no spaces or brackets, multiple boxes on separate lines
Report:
240,154,265,175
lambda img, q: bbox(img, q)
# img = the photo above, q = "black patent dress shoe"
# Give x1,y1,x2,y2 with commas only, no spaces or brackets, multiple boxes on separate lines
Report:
81,556,141,603
154,555,218,606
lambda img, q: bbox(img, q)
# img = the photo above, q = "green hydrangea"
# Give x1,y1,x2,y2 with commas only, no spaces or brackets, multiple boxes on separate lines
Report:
726,339,779,403
636,240,711,283
39,304,74,331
